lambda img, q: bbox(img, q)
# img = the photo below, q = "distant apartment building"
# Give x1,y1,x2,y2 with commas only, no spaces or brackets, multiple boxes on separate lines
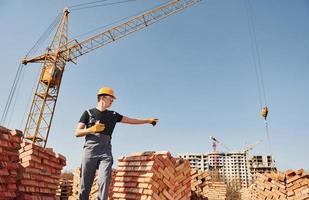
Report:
178,152,276,188
250,155,276,175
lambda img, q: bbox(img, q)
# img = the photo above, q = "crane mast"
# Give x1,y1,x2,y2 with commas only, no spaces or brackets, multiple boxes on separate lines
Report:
22,0,201,147
23,8,69,147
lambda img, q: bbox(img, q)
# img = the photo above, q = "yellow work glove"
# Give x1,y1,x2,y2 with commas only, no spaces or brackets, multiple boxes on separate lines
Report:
89,122,105,133
148,118,159,126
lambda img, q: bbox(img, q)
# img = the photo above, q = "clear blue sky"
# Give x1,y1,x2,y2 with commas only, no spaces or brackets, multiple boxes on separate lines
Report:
0,0,308,172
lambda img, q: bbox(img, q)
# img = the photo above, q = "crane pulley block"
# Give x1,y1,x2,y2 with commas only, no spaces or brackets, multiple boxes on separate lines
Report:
261,106,269,120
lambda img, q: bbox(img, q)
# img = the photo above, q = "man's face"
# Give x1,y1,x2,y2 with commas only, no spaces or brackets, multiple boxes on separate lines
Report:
103,95,115,107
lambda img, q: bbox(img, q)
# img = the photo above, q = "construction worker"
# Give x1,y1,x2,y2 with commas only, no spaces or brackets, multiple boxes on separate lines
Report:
75,86,158,200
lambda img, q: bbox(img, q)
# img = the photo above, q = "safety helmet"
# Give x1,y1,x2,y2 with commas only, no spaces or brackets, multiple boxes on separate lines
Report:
97,87,116,99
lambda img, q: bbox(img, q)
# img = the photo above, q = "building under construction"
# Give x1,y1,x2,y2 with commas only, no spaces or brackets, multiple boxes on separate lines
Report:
178,152,276,188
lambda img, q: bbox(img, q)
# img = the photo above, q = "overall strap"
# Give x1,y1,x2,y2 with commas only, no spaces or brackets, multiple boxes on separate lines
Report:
86,109,96,127
86,109,93,118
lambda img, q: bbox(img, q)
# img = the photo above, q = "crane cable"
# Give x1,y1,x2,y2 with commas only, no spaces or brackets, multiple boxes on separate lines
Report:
71,0,167,40
245,0,273,162
0,13,61,127
0,64,24,126
69,0,137,11
25,13,62,59
19,69,42,130
245,0,267,109
67,0,139,46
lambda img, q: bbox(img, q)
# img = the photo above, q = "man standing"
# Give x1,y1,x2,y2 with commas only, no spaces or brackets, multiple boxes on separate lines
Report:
75,87,158,200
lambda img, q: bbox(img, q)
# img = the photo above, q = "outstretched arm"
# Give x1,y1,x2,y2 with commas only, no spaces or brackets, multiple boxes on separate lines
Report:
121,116,158,126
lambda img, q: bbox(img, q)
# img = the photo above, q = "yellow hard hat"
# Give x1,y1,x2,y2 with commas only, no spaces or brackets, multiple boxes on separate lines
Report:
97,87,116,99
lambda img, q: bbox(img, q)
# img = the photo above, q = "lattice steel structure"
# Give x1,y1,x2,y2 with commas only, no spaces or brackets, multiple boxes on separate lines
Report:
22,0,201,147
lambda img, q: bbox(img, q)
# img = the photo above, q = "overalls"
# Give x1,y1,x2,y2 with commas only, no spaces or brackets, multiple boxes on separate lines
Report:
79,133,113,200
79,111,114,200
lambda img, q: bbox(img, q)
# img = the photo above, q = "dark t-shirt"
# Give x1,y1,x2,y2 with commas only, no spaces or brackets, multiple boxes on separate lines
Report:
79,108,123,137
79,108,123,157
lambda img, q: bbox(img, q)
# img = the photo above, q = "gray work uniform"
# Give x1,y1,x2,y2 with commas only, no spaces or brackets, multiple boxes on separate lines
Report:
78,108,123,200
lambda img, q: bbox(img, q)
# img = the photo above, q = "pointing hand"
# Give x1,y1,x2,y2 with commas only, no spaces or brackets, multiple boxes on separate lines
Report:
148,118,159,126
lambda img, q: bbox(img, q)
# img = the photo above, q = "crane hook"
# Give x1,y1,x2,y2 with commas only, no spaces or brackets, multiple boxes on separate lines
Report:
261,106,269,120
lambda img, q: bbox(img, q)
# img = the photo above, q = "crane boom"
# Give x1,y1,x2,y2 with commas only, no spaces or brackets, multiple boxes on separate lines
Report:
67,0,201,61
22,0,201,147
244,139,262,154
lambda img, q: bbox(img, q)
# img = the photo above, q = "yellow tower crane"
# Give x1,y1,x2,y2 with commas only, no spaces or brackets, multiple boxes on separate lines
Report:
22,0,201,147
243,139,262,156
